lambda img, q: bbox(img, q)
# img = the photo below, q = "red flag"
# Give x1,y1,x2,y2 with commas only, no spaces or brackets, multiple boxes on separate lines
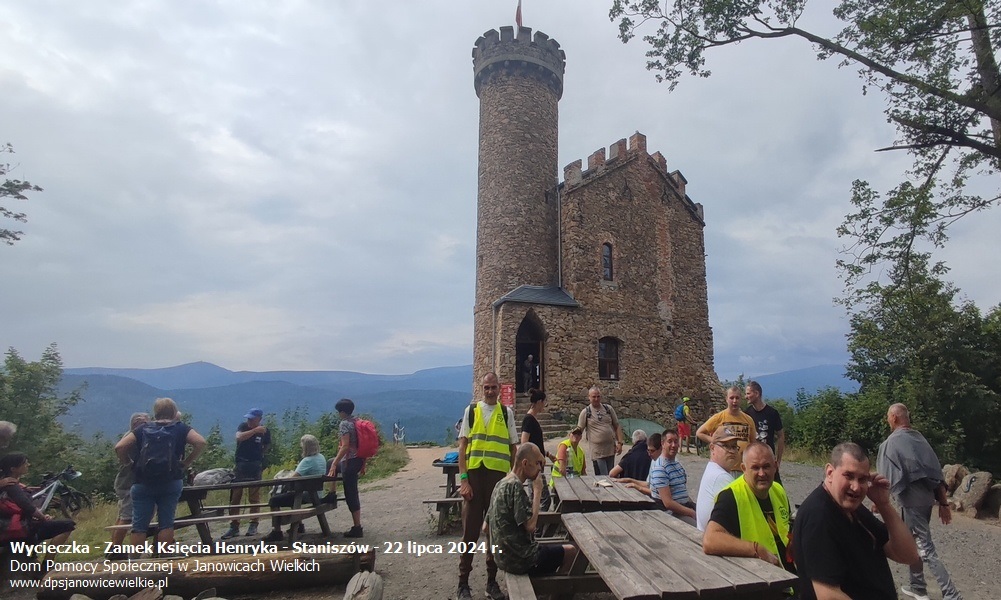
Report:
516,0,523,28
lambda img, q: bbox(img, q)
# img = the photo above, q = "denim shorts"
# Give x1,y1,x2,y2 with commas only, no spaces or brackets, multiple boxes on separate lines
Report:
131,478,183,532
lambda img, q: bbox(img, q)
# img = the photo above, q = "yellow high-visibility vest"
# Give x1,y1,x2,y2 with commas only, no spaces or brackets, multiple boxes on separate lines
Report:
724,476,791,558
550,439,585,487
466,403,512,472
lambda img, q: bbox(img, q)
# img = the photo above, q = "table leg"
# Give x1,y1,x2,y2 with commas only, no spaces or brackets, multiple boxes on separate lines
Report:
307,490,332,537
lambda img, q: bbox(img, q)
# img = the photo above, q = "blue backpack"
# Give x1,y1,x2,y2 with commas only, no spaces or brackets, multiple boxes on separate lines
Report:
674,404,686,422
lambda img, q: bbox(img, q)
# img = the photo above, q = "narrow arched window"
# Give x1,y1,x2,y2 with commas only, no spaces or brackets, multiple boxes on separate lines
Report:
602,243,614,281
598,337,620,380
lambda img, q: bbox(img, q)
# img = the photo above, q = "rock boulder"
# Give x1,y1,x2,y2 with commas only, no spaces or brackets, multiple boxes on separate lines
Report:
953,471,994,512
942,464,969,494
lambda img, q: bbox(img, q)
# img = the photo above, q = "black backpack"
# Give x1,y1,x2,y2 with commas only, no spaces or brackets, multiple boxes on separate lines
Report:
466,402,510,430
135,422,182,483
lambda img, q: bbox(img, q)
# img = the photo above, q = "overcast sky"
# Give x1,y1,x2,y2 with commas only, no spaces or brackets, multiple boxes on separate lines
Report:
2,1,998,381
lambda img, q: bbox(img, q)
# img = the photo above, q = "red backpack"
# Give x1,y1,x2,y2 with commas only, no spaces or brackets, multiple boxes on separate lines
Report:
0,496,28,542
354,419,380,459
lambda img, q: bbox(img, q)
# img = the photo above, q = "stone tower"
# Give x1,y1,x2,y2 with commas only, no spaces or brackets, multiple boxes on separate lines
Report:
471,26,565,386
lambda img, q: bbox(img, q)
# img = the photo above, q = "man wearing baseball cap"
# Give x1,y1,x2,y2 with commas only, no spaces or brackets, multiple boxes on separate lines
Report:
695,426,740,531
221,408,271,539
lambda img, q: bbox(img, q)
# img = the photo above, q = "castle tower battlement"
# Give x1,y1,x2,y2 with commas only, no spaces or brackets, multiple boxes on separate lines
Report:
473,26,565,99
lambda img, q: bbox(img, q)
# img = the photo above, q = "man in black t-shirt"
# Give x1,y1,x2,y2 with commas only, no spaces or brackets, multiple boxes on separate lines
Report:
792,442,919,600
221,408,271,539
744,381,784,483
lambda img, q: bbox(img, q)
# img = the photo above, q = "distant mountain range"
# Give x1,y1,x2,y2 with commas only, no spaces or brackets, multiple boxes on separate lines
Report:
57,362,857,443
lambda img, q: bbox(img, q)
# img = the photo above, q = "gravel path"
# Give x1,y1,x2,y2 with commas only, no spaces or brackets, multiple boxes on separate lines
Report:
273,445,999,600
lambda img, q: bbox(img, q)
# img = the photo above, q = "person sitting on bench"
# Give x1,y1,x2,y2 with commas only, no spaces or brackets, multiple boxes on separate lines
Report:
263,434,327,542
486,444,578,580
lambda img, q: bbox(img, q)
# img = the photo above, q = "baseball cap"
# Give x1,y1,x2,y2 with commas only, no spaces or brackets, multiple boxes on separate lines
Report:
682,396,690,403
710,426,738,444
244,408,264,419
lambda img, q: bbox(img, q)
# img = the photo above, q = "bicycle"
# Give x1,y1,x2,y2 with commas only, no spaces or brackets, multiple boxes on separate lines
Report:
30,465,92,518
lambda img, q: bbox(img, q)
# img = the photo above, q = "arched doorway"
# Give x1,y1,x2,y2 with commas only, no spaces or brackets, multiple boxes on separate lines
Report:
516,312,545,393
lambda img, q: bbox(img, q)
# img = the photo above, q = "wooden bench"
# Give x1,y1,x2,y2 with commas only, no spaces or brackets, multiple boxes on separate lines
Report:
422,497,462,534
505,572,537,600
105,507,320,547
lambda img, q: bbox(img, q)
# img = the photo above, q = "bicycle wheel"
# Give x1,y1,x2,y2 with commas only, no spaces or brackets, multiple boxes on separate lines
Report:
60,490,92,518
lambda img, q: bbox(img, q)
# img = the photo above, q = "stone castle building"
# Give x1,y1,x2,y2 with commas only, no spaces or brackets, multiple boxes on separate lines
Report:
471,25,719,423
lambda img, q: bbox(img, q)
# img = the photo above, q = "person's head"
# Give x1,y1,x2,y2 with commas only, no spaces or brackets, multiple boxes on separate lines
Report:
568,426,583,446
513,442,545,482
300,434,320,457
709,425,740,467
0,452,29,478
130,412,150,432
631,429,647,444
243,407,264,426
741,442,776,499
153,397,180,421
661,430,680,460
745,381,763,407
887,403,911,431
527,354,533,362
645,433,662,458
588,386,602,406
0,421,17,449
725,386,742,412
335,398,355,417
529,388,547,407
824,442,872,514
482,372,500,404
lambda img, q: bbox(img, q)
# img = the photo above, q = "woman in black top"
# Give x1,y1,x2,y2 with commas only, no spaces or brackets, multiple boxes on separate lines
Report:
520,388,553,510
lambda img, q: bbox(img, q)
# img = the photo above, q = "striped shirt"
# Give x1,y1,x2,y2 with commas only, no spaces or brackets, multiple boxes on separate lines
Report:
649,456,690,511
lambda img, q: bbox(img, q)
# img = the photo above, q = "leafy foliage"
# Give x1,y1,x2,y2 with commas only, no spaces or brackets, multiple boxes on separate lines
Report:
608,1,1001,290
1,142,42,246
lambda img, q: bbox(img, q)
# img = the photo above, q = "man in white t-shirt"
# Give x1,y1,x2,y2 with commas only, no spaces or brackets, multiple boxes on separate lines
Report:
696,426,740,531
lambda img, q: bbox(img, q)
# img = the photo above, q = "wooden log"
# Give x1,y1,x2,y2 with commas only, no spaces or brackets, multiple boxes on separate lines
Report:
37,550,375,600
343,570,384,600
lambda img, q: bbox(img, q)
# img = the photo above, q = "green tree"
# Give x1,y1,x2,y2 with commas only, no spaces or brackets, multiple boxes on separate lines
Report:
0,344,83,476
845,256,1001,471
194,422,232,472
608,1,1000,286
2,143,42,245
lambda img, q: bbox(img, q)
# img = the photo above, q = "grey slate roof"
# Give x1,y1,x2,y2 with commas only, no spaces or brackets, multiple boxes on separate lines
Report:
492,285,579,308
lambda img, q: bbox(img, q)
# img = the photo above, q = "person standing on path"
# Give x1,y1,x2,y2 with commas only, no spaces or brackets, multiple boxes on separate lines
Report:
222,407,270,539
675,397,698,454
456,372,517,600
877,403,963,600
576,386,623,476
520,388,554,510
744,381,785,483
697,386,756,475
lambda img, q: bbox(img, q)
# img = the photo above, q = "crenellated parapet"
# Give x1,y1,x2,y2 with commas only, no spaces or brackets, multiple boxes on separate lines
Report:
561,132,704,223
473,26,566,99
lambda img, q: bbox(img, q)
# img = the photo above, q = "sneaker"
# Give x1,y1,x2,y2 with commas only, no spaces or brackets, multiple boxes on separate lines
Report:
220,526,240,540
486,580,507,600
901,587,930,600
344,525,363,538
244,523,259,536
456,584,472,600
263,529,284,543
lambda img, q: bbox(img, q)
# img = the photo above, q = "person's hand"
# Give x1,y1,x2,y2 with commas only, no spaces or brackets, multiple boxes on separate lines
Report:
866,473,892,508
615,441,623,454
754,543,781,567
0,476,16,487
939,503,952,525
459,479,473,500
255,425,267,434
532,473,545,494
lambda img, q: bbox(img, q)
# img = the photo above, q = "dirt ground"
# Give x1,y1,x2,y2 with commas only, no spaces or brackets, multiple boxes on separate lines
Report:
8,444,999,599
254,444,999,600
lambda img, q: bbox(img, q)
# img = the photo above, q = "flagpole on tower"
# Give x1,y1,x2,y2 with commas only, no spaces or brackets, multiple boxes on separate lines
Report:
516,0,523,28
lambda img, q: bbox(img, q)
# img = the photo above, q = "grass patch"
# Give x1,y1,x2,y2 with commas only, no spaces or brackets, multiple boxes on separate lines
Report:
361,443,410,482
783,445,827,466
51,500,115,561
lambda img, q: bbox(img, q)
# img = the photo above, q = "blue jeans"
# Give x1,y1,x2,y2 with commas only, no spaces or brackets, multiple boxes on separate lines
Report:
131,478,183,532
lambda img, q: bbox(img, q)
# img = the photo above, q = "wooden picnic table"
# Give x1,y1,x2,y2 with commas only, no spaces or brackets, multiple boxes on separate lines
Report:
560,510,798,600
552,476,657,513
175,475,339,546
426,460,462,534
432,460,460,498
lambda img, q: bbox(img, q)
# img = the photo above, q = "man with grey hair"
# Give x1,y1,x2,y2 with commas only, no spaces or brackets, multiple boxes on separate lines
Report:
793,442,919,600
577,386,622,475
609,429,652,480
0,420,16,448
878,403,962,600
